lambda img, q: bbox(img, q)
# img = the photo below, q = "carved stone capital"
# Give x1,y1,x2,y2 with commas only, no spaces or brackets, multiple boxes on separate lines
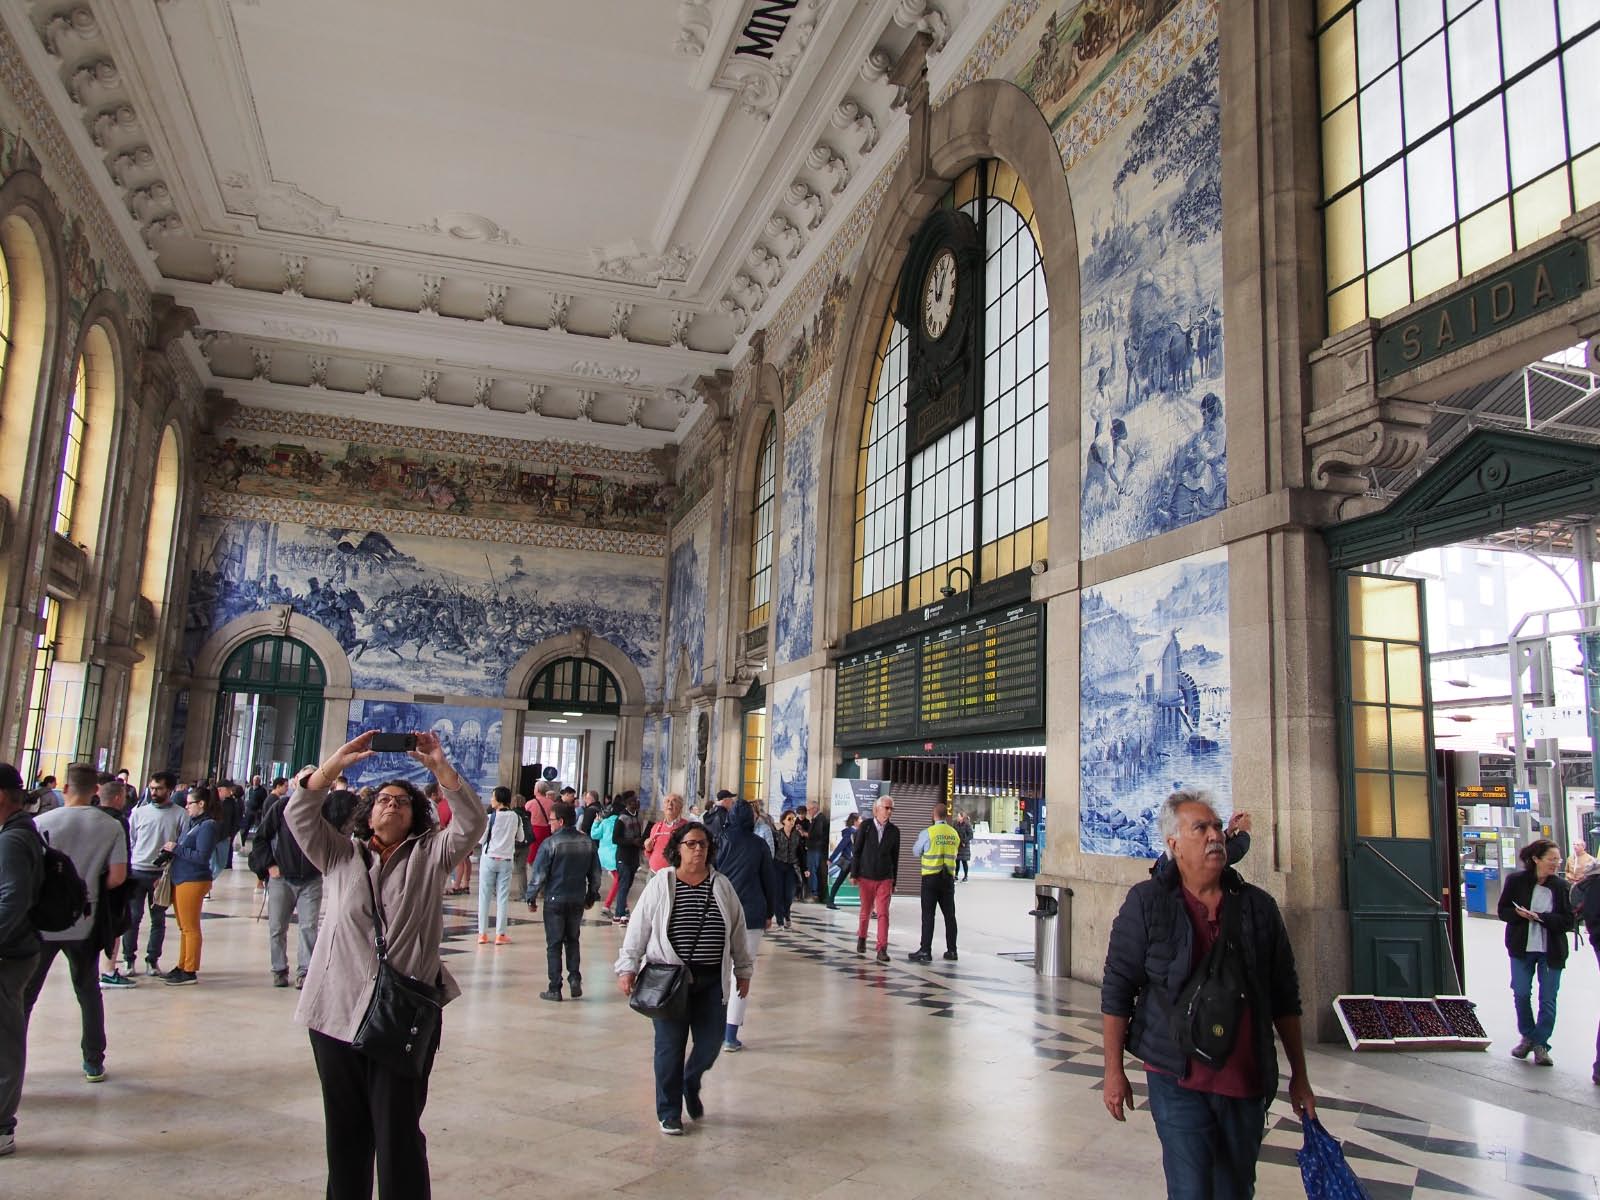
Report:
693,369,735,420
149,294,198,352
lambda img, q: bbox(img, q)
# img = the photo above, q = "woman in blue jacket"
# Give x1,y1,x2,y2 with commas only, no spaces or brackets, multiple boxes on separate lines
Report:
162,786,221,985
824,813,860,908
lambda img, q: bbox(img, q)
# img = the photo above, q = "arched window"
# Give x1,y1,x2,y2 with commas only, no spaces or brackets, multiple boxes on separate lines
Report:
212,636,327,781
850,162,1049,631
51,353,87,537
747,413,777,631
0,213,47,508
120,426,183,777
527,656,622,714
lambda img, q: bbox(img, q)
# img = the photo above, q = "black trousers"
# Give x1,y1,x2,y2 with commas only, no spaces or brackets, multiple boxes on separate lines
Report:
23,938,106,1067
918,871,957,955
542,901,583,989
310,1028,439,1200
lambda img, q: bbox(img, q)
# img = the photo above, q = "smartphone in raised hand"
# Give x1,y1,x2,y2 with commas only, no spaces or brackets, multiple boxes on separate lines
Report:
370,732,417,753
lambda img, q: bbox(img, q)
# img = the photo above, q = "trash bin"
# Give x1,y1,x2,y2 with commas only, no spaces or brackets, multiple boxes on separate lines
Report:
1030,884,1072,977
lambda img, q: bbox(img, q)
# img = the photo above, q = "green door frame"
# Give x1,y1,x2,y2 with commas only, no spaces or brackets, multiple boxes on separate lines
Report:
210,636,327,779
1326,430,1600,995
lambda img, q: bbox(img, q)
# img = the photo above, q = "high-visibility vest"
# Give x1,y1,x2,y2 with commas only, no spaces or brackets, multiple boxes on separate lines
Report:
921,822,960,875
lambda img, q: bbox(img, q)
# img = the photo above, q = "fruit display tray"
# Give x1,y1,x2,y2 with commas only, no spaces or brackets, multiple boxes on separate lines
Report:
1333,994,1491,1051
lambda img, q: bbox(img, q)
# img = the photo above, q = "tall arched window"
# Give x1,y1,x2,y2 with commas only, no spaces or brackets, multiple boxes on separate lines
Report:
0,213,49,514
51,353,87,537
747,413,777,631
850,162,1049,631
120,425,183,777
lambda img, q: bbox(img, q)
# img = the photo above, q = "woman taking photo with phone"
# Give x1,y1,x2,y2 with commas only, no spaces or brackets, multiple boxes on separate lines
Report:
286,729,486,1200
1498,838,1574,1067
615,822,754,1135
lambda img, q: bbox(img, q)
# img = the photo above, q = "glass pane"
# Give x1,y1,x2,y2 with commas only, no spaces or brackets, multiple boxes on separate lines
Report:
1356,771,1395,837
1322,13,1359,114
1411,227,1460,297
1327,190,1367,285
1354,702,1391,769
1567,32,1600,153
1352,639,1389,701
1576,146,1600,208
1402,33,1450,137
1499,0,1558,76
1449,1,1502,105
1407,131,1456,237
1365,162,1409,263
1400,0,1446,50
1349,574,1422,639
1367,254,1412,318
1361,69,1405,168
1506,63,1567,185
1387,644,1425,704
1460,197,1513,272
1329,280,1368,330
1325,103,1363,196
1514,167,1573,246
1358,0,1401,84
1390,706,1429,771
1564,0,1600,36
1394,773,1433,838
1454,100,1509,212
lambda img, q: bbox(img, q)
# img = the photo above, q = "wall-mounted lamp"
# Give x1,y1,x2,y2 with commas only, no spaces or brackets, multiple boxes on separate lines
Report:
939,564,973,599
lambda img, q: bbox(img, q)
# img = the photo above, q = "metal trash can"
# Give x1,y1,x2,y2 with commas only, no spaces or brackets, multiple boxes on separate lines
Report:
1030,884,1072,977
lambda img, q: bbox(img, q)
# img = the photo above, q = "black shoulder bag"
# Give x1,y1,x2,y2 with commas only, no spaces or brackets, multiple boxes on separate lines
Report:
350,848,443,1078
1172,892,1249,1067
629,880,718,1022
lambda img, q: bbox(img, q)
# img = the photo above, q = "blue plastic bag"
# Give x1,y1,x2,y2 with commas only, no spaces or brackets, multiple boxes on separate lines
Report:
1297,1116,1373,1200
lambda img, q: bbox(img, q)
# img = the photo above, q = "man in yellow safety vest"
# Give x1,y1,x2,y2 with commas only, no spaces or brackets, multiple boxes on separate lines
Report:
908,803,961,964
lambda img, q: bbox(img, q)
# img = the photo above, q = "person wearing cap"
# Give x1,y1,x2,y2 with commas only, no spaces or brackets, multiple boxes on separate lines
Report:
704,789,738,842
0,762,42,1156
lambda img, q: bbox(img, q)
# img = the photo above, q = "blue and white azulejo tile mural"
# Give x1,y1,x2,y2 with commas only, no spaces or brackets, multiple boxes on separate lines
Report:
666,520,708,695
1071,34,1225,558
769,675,810,812
1079,548,1231,857
774,412,819,666
345,699,502,799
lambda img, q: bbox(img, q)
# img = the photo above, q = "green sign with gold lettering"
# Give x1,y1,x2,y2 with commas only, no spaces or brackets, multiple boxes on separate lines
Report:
1375,239,1589,382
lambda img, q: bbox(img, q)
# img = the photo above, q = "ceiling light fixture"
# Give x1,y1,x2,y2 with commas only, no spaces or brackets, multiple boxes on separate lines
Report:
548,718,568,724
563,711,584,718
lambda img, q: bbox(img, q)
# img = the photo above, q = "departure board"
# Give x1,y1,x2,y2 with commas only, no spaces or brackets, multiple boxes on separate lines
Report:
835,641,918,745
919,605,1043,734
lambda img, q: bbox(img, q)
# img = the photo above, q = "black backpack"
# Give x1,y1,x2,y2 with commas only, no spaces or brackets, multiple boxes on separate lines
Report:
1573,869,1600,930
30,832,91,933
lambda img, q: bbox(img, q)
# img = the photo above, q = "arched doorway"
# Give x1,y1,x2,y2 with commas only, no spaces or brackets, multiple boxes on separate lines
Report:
210,635,327,782
524,655,622,797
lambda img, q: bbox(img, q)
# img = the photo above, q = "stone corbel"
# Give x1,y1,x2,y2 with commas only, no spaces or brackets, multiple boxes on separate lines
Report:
149,294,198,352
1305,320,1432,520
199,388,238,434
693,369,735,422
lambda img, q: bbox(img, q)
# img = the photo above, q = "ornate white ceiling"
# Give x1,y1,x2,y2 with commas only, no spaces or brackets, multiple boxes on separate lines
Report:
11,0,992,448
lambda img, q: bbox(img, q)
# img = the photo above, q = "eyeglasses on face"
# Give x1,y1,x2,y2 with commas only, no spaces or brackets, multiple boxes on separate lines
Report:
679,840,709,850
373,793,410,809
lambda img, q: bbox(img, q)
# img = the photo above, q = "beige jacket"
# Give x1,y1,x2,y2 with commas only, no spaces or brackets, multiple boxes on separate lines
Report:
287,781,487,1043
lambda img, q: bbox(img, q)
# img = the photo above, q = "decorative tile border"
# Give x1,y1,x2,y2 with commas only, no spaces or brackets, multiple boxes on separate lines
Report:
1054,0,1216,172
199,489,667,557
788,372,831,429
670,486,717,548
220,405,665,477
935,0,1042,105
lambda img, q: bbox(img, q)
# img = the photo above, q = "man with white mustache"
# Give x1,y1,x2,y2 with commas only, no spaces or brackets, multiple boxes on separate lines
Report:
1100,788,1315,1199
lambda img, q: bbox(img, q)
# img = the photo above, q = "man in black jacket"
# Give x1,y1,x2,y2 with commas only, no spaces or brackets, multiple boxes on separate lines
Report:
1101,788,1315,1199
252,788,322,988
851,796,899,962
526,802,601,1001
0,763,42,1156
804,802,829,903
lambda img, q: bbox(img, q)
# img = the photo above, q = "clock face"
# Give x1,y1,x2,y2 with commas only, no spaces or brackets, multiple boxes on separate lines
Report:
922,249,957,341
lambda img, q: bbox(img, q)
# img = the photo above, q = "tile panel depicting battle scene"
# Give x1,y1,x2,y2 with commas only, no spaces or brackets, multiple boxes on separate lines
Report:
1011,0,1225,558
1080,547,1231,856
185,517,663,700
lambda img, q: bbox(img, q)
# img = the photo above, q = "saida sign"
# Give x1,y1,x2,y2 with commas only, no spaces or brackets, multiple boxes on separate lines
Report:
1375,239,1589,382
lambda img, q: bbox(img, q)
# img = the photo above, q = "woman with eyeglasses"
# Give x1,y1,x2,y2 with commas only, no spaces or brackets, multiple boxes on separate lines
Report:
161,786,222,985
615,822,754,1136
285,729,486,1200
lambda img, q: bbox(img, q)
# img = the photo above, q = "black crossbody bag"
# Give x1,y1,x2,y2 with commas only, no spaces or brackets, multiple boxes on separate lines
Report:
629,882,718,1022
1172,893,1249,1067
350,848,443,1078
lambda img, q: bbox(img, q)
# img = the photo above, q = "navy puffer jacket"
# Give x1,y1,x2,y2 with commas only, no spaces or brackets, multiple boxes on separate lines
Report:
714,801,779,928
1101,859,1302,1099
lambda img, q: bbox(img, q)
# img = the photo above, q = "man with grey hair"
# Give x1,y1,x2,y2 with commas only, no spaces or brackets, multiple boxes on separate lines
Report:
1101,788,1315,1199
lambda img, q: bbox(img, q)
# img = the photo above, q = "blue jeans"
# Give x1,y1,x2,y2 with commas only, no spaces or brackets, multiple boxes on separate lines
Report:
1145,1070,1268,1200
1510,952,1562,1047
806,849,825,898
775,863,798,922
478,856,513,937
652,970,726,1122
122,870,167,968
614,857,639,919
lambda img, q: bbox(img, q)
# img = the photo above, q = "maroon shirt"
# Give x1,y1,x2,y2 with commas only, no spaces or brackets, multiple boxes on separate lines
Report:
1146,886,1260,1099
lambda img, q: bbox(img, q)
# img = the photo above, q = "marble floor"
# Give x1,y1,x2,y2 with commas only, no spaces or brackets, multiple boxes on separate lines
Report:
8,868,1600,1199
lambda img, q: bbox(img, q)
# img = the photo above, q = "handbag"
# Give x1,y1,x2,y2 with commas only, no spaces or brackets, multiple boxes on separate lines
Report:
1171,892,1248,1067
151,864,174,909
1297,1116,1373,1199
349,849,443,1078
628,879,718,1021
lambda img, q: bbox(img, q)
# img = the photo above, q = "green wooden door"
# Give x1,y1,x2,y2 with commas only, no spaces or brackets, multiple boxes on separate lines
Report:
1340,571,1451,995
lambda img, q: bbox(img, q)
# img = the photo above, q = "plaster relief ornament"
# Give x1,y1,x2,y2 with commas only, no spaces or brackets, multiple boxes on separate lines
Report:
732,274,766,311
807,144,850,194
352,264,376,306
473,376,493,407
251,348,271,380
419,274,441,316
252,181,340,235
526,383,547,415
831,98,879,152
717,297,751,335
111,145,156,184
308,355,328,389
141,213,181,247
860,47,893,84
419,369,439,404
428,211,518,245
282,254,307,297
593,243,695,286
195,328,227,357
91,105,138,148
43,7,99,56
893,0,949,51
787,181,825,230
610,302,634,341
128,182,171,219
576,390,596,421
364,362,385,396
69,58,120,103
484,283,508,324
765,215,803,259
573,361,642,385
666,388,693,422
675,0,713,56
548,293,572,333
748,245,783,287
626,396,646,426
669,309,693,349
210,242,236,287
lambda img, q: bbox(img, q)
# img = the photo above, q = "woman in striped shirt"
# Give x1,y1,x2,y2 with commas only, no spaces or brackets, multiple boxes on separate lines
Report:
616,822,754,1135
